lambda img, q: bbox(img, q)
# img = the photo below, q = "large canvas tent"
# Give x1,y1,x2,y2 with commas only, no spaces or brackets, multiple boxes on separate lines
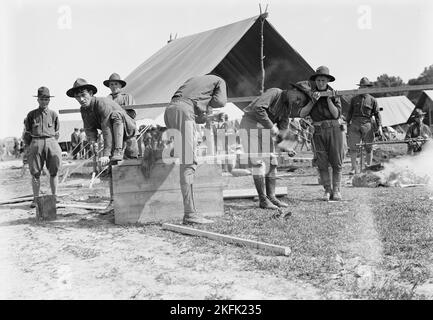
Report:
124,15,314,121
376,96,416,127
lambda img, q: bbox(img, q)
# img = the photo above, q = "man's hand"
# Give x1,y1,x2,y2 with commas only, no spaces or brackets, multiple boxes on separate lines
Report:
311,91,321,103
99,156,110,166
270,125,279,136
377,126,383,137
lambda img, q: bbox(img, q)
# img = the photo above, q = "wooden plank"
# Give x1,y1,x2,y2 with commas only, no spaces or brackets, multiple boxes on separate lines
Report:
112,162,224,224
223,187,287,200
58,84,433,115
162,223,291,256
319,84,433,97
0,194,67,205
35,195,57,221
114,187,223,224
57,203,106,210
58,97,256,114
0,196,34,205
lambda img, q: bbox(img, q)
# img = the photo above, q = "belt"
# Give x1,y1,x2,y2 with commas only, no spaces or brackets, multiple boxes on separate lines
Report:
313,119,340,128
170,97,194,107
31,136,54,139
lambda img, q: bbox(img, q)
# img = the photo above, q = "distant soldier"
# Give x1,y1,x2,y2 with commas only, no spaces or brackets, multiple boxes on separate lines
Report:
70,128,80,159
405,108,432,155
24,87,62,208
346,77,383,174
104,73,140,159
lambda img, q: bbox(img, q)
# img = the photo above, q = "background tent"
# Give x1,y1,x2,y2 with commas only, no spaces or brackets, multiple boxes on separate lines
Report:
124,15,314,120
376,96,416,127
415,90,433,126
216,103,244,121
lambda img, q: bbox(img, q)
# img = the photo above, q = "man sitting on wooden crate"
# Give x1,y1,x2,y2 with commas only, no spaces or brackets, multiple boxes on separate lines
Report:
164,74,227,225
66,78,139,213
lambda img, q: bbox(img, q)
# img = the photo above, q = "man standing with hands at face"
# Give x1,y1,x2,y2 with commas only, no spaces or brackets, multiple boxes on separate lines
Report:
300,66,344,201
25,87,62,208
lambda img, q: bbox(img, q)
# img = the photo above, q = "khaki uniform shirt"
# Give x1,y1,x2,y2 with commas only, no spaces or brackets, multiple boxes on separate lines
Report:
242,88,290,130
80,97,136,157
25,107,59,141
172,75,227,114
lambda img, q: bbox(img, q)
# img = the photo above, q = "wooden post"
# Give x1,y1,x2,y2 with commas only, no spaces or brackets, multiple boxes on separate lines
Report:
35,195,57,221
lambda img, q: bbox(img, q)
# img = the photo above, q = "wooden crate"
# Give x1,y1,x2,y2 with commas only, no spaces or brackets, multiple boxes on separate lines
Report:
112,159,224,224
35,195,57,221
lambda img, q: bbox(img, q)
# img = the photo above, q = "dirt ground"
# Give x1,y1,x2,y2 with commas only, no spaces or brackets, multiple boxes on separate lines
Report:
1,155,432,300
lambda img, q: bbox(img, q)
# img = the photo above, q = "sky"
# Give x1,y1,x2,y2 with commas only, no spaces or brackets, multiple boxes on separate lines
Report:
1,0,432,139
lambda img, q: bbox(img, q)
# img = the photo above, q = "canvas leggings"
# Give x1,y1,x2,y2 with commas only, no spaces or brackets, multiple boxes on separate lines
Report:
348,118,374,154
110,111,138,159
312,120,344,193
239,116,279,177
164,100,198,215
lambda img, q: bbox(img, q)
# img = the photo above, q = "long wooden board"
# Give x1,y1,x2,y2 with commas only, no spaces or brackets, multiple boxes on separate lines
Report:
58,84,433,114
319,84,433,97
223,187,287,200
162,223,291,256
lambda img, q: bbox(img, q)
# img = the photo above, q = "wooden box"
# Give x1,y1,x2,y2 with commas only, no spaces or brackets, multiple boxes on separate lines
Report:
35,195,57,221
112,159,224,224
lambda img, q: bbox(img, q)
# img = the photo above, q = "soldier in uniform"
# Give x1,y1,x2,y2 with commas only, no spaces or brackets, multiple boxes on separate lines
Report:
24,87,62,208
405,108,432,155
300,66,344,201
66,78,139,212
240,82,311,209
346,77,383,174
104,73,140,157
164,74,227,225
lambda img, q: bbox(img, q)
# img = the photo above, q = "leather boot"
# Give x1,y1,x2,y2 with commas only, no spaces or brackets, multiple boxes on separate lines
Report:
111,148,124,162
265,177,288,208
365,151,373,167
181,183,213,224
253,175,279,210
350,152,358,175
319,169,332,201
331,168,342,201
112,115,125,150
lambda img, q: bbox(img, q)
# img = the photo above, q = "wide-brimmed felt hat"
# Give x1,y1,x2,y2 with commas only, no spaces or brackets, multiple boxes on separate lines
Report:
33,86,54,98
290,80,312,99
103,73,126,88
66,78,98,97
309,66,335,82
412,108,427,118
357,77,374,87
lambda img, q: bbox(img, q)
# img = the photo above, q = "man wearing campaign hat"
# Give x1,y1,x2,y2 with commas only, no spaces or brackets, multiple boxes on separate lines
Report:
66,78,138,164
346,77,382,174
300,66,344,201
104,73,136,120
240,81,312,210
67,78,139,213
405,108,432,155
24,87,62,208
